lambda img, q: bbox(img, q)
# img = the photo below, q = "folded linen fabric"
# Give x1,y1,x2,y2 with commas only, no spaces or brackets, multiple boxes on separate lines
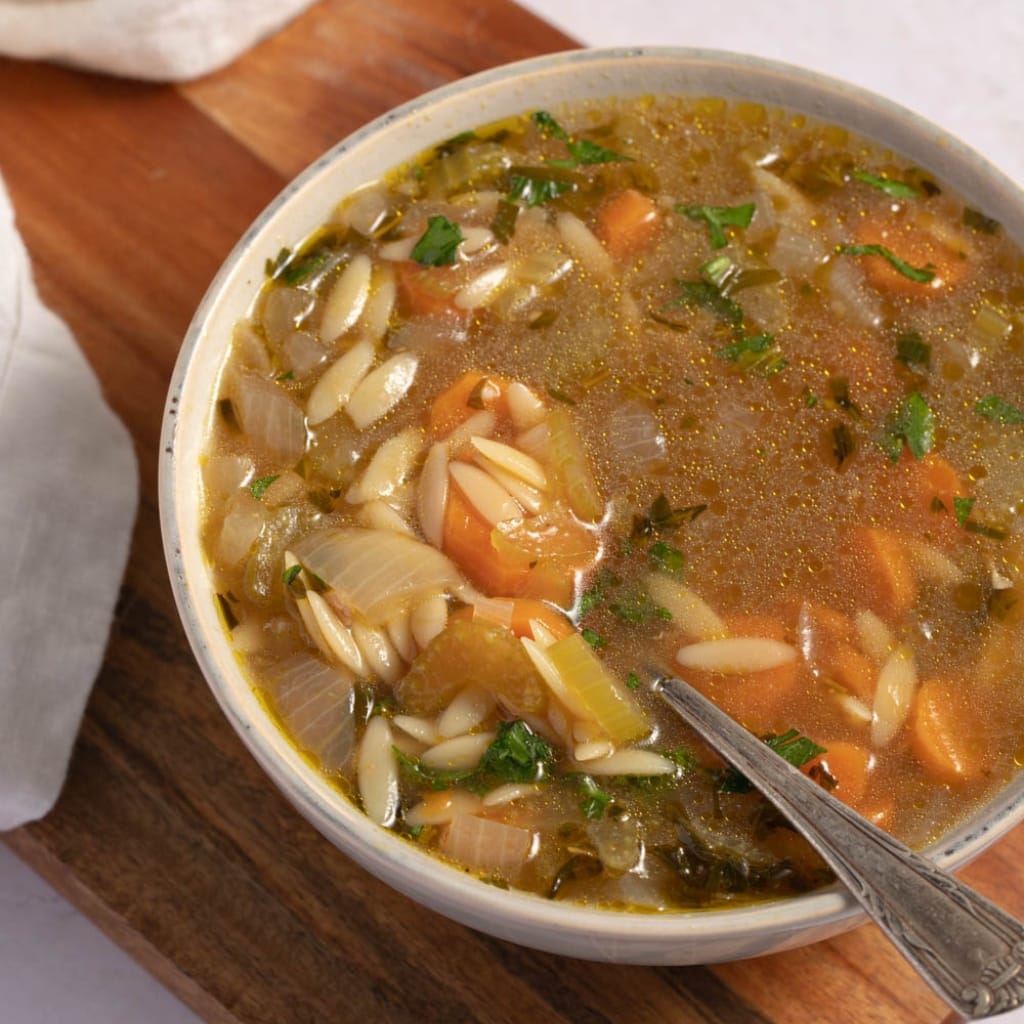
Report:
0,0,318,82
0,175,138,830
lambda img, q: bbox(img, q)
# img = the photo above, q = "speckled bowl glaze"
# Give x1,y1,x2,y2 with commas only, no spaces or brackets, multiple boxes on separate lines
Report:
159,47,1024,965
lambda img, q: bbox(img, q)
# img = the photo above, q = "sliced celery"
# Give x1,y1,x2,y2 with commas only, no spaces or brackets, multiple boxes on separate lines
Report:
545,633,649,743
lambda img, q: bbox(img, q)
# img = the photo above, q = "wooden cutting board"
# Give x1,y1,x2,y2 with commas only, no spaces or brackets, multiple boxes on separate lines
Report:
2,3,1020,1021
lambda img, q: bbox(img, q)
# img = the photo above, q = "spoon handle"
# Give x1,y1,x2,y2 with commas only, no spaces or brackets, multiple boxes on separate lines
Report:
657,674,1024,1020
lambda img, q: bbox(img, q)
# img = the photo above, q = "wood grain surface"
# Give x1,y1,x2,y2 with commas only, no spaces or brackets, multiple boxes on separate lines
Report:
1,2,1020,1021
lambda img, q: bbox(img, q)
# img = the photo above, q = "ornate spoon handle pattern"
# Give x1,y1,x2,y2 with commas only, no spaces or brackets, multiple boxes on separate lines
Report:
657,674,1024,1020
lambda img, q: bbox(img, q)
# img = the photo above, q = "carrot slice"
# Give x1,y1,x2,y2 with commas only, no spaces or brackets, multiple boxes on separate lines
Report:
450,599,575,641
428,370,510,436
826,641,876,702
850,217,969,296
846,526,916,619
595,188,661,261
395,260,462,316
904,452,964,541
805,741,874,808
441,489,596,607
911,677,988,784
681,614,799,735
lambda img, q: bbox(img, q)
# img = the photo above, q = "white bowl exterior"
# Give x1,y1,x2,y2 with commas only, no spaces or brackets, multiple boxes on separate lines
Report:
160,47,1024,965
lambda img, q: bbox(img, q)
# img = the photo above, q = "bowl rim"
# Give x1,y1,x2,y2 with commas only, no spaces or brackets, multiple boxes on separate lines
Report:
159,44,1024,962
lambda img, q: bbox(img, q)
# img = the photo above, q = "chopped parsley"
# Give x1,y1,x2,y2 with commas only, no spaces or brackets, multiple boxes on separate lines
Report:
880,391,934,462
851,169,921,199
953,496,975,527
836,243,936,284
264,247,292,279
576,565,620,617
715,332,788,375
532,110,629,167
282,250,332,285
832,422,856,467
680,202,756,249
626,671,642,691
608,586,672,626
581,628,608,649
895,330,932,370
719,729,826,794
395,719,553,793
963,207,1001,235
282,563,303,587
669,279,744,328
648,540,686,577
411,215,464,266
632,493,707,537
478,720,554,784
250,474,280,499
508,170,577,207
578,775,613,819
490,197,520,242
966,521,1009,541
976,394,1024,425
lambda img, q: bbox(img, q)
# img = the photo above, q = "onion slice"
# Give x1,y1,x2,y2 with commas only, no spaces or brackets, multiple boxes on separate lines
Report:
266,655,356,773
293,527,471,623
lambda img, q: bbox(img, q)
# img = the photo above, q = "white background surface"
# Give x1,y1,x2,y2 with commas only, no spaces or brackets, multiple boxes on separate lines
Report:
3,1,1024,1021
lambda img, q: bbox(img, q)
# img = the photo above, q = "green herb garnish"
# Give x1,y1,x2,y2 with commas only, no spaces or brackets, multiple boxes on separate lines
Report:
720,729,826,794
264,247,292,279
963,207,1001,235
626,671,641,691
680,202,756,249
851,169,921,199
880,391,934,462
532,110,629,167
965,521,1009,541
283,250,331,286
832,422,856,467
581,628,608,649
976,394,1024,425
578,775,612,819
632,494,707,537
395,720,553,793
577,566,620,618
836,243,936,284
648,540,686,577
411,215,464,266
490,197,520,243
508,170,577,208
250,474,280,499
954,496,975,527
608,586,672,626
716,333,788,375
669,279,744,328
478,720,554,784
282,563,303,587
895,330,932,370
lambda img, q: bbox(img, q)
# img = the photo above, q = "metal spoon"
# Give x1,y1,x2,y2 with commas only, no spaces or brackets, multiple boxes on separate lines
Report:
655,673,1024,1020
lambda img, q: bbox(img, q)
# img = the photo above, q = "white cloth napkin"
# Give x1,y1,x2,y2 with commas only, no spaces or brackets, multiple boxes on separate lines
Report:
0,176,137,830
0,0,320,831
0,0,317,82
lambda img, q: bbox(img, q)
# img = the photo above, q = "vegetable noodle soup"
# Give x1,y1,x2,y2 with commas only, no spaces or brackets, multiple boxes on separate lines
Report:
201,96,1024,910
